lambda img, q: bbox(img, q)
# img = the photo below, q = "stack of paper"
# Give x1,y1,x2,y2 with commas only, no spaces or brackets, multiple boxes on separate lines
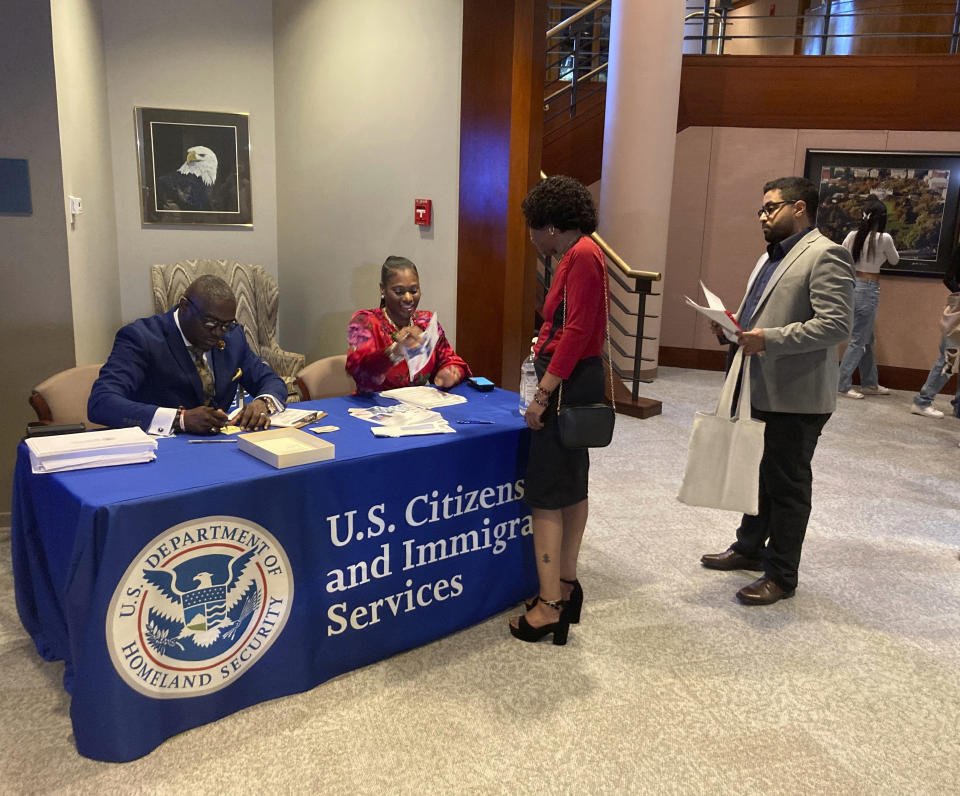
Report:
267,408,327,428
379,386,467,409
348,403,454,437
25,427,158,474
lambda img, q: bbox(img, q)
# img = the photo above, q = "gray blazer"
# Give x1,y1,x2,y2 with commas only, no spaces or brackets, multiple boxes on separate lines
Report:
735,228,855,414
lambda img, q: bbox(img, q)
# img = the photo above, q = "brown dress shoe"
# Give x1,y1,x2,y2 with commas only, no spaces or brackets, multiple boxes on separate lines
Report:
700,547,763,571
736,576,795,605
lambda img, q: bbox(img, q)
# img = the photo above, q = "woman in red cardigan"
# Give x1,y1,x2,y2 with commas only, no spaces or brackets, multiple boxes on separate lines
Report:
347,256,469,393
509,175,608,646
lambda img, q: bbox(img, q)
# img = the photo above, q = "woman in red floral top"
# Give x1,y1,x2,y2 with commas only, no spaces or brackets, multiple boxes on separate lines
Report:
346,256,470,393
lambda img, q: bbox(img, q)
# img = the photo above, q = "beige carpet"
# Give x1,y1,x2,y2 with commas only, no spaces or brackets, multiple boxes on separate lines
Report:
1,367,958,794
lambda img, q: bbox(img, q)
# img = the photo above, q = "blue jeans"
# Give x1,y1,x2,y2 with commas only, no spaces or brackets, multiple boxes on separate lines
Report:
838,278,880,392
912,334,960,417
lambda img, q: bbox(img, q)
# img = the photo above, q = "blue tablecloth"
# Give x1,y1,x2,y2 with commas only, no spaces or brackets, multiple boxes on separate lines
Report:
12,386,535,761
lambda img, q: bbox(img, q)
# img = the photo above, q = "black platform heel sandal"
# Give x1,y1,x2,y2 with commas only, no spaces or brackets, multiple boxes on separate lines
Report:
509,598,569,646
523,595,538,611
560,578,583,624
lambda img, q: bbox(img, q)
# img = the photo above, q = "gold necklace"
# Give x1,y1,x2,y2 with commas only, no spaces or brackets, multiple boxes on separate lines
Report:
384,307,414,333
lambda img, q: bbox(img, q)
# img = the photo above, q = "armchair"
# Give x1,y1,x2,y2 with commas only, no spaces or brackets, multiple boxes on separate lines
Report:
29,364,104,428
296,355,356,401
150,260,305,400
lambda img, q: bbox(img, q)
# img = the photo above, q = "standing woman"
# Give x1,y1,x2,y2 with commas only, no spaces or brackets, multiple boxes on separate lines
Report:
838,195,900,399
510,175,608,645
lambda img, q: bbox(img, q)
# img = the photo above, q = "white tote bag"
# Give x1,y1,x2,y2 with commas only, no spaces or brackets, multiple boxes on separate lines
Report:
677,347,766,515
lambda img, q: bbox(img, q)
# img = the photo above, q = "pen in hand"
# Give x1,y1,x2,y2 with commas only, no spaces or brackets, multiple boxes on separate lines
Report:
455,420,494,425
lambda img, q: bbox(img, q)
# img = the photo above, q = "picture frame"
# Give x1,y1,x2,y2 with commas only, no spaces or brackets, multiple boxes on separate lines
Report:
135,106,252,226
804,149,960,278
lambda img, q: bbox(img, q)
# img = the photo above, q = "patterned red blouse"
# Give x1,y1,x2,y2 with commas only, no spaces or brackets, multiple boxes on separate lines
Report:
346,308,470,393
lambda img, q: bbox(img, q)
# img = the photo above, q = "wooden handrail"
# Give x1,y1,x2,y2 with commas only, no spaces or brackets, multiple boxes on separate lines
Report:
544,62,608,104
592,232,661,282
538,171,662,282
546,0,610,39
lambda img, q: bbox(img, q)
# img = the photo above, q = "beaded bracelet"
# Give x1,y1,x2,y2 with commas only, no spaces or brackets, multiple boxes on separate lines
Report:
532,394,548,407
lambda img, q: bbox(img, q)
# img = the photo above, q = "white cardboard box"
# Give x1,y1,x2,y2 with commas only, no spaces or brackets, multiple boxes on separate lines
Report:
237,427,335,469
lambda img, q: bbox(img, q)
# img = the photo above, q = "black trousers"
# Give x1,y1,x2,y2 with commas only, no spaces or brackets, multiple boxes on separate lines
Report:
732,409,830,591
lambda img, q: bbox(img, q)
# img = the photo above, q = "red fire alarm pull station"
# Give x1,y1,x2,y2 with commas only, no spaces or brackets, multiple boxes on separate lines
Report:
414,199,432,226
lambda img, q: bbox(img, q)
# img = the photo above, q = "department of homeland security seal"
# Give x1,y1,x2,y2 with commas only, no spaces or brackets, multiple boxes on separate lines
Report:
107,516,293,699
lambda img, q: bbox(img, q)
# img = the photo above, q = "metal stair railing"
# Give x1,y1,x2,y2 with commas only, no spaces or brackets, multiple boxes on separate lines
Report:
535,176,662,408
684,1,960,56
544,0,611,125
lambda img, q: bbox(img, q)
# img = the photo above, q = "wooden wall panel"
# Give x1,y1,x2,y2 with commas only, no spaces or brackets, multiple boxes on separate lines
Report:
805,1,957,55
457,0,546,385
679,54,960,132
542,82,606,185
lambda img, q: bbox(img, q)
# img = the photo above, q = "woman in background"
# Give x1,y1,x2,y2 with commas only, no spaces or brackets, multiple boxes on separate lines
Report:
346,256,469,393
509,175,608,646
837,196,900,399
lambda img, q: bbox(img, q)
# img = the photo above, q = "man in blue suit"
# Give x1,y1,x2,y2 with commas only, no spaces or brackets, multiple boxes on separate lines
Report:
89,275,287,435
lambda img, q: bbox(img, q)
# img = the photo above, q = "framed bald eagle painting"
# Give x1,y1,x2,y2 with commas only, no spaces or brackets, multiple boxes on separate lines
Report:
135,107,252,226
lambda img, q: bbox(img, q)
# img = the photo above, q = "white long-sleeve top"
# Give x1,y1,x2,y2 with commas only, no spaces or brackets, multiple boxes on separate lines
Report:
842,230,900,273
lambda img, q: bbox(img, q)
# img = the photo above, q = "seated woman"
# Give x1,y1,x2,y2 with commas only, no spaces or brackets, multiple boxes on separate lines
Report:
347,256,470,393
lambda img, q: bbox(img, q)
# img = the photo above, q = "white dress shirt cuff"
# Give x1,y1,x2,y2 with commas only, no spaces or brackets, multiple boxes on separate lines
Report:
256,394,283,414
149,407,178,436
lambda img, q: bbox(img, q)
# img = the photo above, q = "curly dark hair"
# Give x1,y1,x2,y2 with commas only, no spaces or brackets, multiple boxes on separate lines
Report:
521,175,598,234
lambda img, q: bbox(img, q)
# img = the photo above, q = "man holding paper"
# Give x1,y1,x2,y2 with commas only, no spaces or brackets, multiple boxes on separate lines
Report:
88,275,287,435
700,177,854,605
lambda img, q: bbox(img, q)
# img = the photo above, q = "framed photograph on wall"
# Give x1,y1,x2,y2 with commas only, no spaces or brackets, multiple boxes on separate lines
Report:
135,107,252,226
804,149,960,278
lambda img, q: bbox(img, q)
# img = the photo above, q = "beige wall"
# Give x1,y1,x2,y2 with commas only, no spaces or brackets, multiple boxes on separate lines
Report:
51,0,121,366
100,0,280,326
273,0,464,364
662,126,960,371
0,2,75,511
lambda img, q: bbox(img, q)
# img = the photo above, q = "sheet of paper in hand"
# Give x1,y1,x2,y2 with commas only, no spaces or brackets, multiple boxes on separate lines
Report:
403,311,440,378
684,280,741,343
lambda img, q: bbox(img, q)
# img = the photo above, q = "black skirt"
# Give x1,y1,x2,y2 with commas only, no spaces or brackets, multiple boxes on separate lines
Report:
524,356,604,510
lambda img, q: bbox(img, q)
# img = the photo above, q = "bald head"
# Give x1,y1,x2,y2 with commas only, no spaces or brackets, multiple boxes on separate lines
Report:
178,275,238,351
185,274,234,305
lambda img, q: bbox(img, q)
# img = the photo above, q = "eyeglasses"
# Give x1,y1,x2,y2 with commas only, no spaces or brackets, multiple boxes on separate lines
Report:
757,200,796,219
185,295,238,331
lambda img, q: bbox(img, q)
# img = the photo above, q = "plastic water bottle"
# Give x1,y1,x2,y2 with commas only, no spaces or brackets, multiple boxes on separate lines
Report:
518,340,538,414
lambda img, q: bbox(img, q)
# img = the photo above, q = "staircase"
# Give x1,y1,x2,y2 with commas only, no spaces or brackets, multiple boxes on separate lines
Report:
541,1,609,186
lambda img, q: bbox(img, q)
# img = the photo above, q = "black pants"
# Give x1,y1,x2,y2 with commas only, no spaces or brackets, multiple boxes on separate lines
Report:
732,409,830,591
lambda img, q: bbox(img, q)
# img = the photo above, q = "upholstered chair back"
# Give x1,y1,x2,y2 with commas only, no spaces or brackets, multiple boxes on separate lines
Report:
150,260,305,398
296,355,356,401
29,364,104,428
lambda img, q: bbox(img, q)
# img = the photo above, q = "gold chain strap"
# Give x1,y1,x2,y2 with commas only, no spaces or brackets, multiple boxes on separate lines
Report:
556,260,616,410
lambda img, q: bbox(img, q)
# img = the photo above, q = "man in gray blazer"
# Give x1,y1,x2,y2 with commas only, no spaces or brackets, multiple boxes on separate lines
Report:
701,176,854,605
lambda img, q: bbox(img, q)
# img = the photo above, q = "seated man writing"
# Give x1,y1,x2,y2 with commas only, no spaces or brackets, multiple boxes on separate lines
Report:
88,275,287,435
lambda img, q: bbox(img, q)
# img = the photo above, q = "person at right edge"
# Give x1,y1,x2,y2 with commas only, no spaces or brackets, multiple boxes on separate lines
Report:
701,177,854,605
510,175,608,644
909,244,960,420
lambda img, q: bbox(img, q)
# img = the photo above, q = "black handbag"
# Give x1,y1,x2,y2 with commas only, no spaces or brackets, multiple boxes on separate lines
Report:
555,280,616,449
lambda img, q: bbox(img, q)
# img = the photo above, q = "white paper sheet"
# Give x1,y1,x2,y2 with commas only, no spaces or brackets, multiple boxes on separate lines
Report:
683,280,741,342
403,312,440,378
379,386,467,409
